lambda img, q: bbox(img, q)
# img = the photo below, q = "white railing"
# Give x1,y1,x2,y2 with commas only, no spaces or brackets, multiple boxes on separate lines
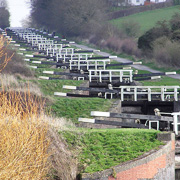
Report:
69,59,110,70
118,86,179,101
88,69,133,83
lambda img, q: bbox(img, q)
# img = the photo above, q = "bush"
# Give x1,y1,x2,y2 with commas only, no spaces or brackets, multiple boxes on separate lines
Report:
1,49,35,77
171,29,180,42
121,38,141,57
169,13,180,31
153,37,180,67
0,7,10,29
121,20,140,38
138,21,170,53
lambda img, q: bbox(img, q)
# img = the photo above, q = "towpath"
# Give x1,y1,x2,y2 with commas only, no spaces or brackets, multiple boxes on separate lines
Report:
74,43,180,80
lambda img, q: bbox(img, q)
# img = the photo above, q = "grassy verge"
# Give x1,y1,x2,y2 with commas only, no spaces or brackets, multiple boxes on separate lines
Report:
36,79,84,96
141,76,180,86
60,128,164,173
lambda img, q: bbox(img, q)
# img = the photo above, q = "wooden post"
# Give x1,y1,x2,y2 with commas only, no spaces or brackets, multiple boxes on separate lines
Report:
134,87,137,101
89,71,92,82
121,87,124,101
109,71,112,82
99,71,102,83
161,87,165,101
148,88,151,101
120,71,122,82
174,87,178,101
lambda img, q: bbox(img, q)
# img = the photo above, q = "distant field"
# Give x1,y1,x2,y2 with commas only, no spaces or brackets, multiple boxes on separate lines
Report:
110,5,180,35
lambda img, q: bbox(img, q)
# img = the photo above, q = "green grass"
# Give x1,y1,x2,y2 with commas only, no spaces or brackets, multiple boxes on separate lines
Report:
60,128,163,173
36,79,84,96
33,67,64,78
34,79,113,122
111,5,180,35
141,76,180,86
53,97,112,122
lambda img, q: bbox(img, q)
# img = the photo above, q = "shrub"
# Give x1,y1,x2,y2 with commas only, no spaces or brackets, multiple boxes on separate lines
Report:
169,13,180,31
171,29,180,42
153,36,180,67
1,49,35,77
121,38,141,57
121,20,140,38
138,21,170,53
105,36,123,52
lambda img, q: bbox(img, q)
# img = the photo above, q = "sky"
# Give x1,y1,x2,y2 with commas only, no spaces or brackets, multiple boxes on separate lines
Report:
7,0,31,27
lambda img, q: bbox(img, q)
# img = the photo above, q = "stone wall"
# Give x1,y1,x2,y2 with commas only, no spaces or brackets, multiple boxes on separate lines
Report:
81,133,175,180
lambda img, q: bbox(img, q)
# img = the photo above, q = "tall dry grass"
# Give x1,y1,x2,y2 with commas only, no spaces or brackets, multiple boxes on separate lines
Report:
0,89,50,180
0,34,50,180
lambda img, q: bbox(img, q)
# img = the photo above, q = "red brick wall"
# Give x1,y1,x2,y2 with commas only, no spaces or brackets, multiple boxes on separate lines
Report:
108,154,167,180
108,136,175,180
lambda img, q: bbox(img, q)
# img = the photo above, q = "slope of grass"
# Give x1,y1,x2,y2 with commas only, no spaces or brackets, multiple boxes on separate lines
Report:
36,79,84,96
60,128,163,173
52,97,112,123
141,76,180,86
32,79,112,123
111,5,180,35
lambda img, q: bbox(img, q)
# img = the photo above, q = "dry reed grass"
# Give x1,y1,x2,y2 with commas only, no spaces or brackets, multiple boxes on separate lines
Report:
0,74,43,97
0,88,50,180
0,35,51,180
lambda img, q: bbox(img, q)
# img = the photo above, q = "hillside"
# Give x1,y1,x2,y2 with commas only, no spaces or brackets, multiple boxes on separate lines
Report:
110,5,180,35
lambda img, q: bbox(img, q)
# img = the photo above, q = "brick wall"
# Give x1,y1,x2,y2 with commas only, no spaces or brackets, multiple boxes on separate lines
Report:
81,133,175,180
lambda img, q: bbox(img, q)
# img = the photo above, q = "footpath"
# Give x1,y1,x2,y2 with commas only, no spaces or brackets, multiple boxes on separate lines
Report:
74,43,180,80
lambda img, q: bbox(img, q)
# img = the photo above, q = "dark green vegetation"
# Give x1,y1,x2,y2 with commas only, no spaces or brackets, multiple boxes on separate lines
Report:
60,129,164,173
30,0,108,37
0,1,10,29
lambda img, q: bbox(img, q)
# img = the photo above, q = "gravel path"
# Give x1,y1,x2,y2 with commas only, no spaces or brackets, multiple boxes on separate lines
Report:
74,43,180,80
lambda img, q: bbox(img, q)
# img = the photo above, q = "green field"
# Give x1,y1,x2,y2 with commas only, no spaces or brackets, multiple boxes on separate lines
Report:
111,5,180,35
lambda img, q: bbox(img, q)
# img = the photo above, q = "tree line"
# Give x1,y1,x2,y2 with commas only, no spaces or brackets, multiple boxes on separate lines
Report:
0,0,10,29
28,1,180,68
30,0,109,37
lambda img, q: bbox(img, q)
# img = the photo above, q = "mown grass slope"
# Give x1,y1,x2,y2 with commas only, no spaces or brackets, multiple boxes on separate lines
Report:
111,5,180,35
60,128,164,173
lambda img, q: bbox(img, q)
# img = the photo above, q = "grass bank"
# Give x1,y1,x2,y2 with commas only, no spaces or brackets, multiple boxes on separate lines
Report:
60,128,164,173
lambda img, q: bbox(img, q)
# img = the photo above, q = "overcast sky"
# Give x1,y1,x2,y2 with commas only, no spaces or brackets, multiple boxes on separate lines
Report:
7,0,31,27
